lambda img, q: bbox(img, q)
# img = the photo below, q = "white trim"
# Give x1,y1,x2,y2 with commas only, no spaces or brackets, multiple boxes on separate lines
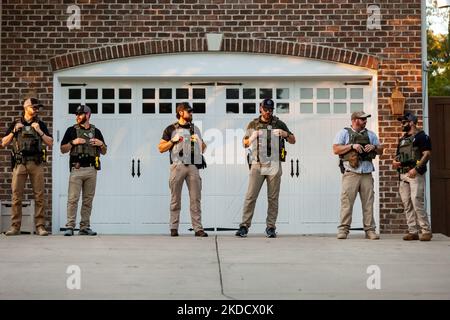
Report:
52,74,61,235
54,52,375,79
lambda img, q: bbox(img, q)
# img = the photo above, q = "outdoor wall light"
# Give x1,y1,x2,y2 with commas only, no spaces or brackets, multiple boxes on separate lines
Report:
390,80,406,115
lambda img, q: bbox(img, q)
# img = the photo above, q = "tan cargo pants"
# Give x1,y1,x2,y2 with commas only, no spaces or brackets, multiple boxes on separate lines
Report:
338,171,376,233
66,166,97,230
240,163,282,229
11,162,45,229
169,164,203,232
399,173,431,234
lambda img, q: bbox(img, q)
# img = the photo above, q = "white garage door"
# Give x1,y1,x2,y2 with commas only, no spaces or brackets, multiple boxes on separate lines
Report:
53,78,378,235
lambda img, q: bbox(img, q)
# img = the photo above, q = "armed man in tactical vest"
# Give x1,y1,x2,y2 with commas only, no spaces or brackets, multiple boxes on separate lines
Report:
333,111,383,240
60,105,107,236
158,102,208,237
235,98,296,238
392,112,432,241
1,97,53,236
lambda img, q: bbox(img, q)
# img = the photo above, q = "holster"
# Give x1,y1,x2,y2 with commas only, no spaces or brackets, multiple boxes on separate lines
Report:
339,158,345,174
195,155,207,170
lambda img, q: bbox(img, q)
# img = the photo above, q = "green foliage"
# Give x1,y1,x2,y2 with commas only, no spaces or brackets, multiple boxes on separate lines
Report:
428,30,450,96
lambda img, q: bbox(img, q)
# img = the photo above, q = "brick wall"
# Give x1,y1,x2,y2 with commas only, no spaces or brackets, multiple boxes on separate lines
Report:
0,0,423,233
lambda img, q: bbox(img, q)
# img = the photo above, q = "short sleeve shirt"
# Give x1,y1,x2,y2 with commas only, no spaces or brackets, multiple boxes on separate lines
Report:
162,122,203,165
334,127,380,173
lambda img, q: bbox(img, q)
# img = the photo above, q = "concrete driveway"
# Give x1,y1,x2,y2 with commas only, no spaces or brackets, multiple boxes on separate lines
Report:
1,233,449,300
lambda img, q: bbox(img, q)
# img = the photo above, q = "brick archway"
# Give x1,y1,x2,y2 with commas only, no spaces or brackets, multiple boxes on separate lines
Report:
50,38,379,72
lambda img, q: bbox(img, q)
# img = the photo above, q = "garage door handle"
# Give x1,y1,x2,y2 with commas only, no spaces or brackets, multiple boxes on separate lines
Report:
131,159,135,177
137,159,141,177
296,159,300,178
290,159,294,177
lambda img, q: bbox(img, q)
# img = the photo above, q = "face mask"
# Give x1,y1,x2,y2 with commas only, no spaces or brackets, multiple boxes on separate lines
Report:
77,114,87,124
402,124,411,132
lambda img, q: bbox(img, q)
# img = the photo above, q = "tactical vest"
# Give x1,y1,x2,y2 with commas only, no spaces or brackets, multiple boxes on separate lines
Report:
251,116,287,162
342,127,376,162
169,122,202,166
70,124,99,164
13,122,44,164
398,131,423,167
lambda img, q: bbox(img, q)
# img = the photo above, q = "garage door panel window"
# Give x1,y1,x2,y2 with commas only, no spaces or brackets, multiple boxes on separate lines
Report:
119,103,131,114
102,103,115,114
334,88,347,99
67,87,136,115
102,89,115,99
118,88,132,100
87,103,98,114
317,103,330,114
85,88,98,99
69,103,79,114
243,103,256,114
243,88,256,99
317,88,330,100
276,102,289,114
159,88,172,99
226,103,239,114
259,88,273,99
69,88,81,100
300,103,313,114
276,88,289,99
142,103,156,114
159,103,172,114
142,88,155,99
142,87,207,115
300,88,313,99
350,88,364,99
176,88,189,99
299,87,365,114
193,88,206,99
334,103,347,114
226,88,239,99
225,87,290,115
193,102,206,114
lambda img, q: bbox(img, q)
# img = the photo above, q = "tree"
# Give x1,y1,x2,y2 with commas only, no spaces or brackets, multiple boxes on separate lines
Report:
427,0,450,96
428,30,450,96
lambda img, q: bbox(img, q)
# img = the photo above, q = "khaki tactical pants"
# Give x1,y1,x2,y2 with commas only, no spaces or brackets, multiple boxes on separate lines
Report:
11,162,46,229
169,164,203,232
240,163,282,229
399,173,431,234
338,171,376,233
66,166,97,230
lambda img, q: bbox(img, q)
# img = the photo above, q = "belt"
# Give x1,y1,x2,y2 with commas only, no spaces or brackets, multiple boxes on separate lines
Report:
72,163,94,169
345,170,372,175
399,167,413,174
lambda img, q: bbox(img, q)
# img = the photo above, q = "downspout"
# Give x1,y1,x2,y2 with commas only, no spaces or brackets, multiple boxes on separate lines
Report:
421,0,431,224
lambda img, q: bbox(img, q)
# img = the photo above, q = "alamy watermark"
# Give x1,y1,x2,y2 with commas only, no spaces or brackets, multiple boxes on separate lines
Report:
67,5,81,30
170,121,285,175
366,265,381,290
66,265,81,290
367,5,382,30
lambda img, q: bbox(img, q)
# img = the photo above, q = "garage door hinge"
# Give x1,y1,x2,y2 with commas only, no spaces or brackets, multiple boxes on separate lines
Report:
61,83,87,87
188,82,242,86
344,81,370,86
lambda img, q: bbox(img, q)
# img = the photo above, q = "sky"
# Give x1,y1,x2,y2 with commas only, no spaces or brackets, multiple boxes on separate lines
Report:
428,0,450,35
